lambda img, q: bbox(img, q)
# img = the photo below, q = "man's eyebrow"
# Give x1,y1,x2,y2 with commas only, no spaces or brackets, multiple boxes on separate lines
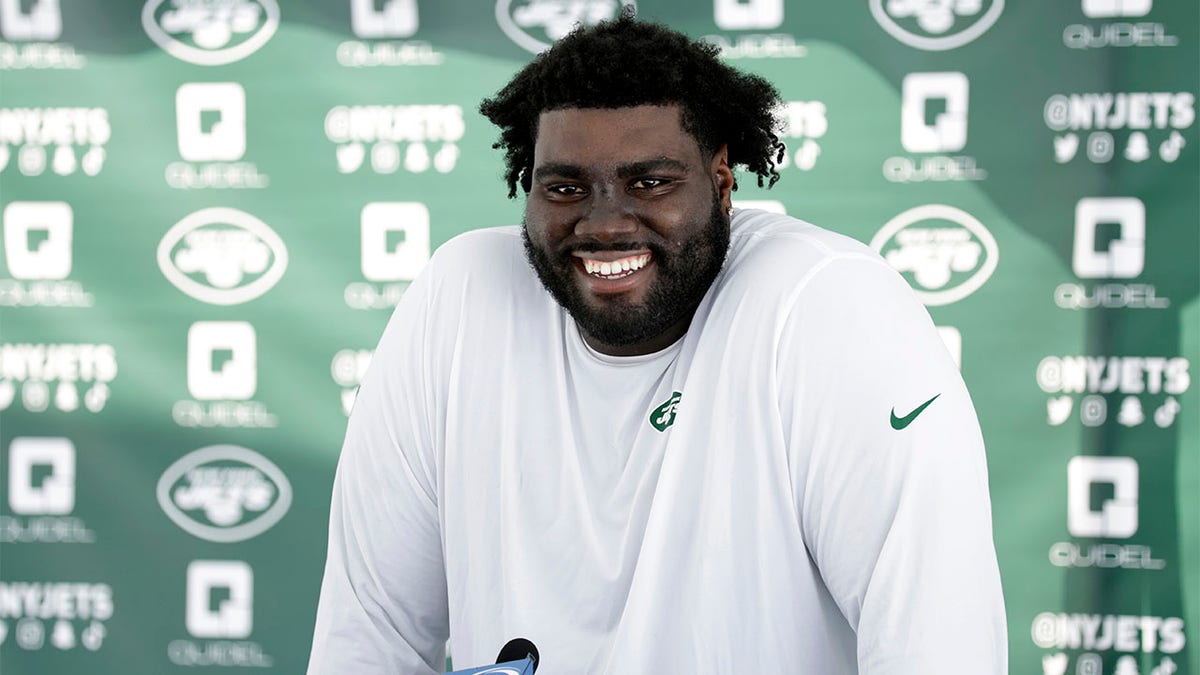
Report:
533,163,585,181
616,158,688,179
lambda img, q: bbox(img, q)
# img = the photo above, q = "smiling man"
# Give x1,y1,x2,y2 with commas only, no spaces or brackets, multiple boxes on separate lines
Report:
308,14,1007,675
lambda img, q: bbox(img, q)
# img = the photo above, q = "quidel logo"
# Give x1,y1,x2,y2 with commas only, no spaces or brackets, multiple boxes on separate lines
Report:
887,72,985,183
1057,197,1168,310
713,0,782,30
351,0,417,38
1073,197,1144,279
496,0,636,54
2,437,95,544
176,321,277,428
0,0,61,40
1,201,93,308
870,0,1004,51
142,0,279,66
158,207,287,305
345,202,430,310
1048,456,1164,571
8,437,74,515
171,560,272,667
339,0,443,67
871,204,999,306
1066,0,1177,50
1068,456,1138,538
158,445,292,543
701,0,805,60
170,83,267,190
0,0,86,70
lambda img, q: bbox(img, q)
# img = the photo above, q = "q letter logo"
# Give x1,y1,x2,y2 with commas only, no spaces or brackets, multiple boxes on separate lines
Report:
186,561,252,638
187,321,257,401
350,0,418,38
0,0,62,41
902,72,969,153
714,0,783,30
8,437,75,515
176,83,246,162
1067,456,1138,538
3,202,72,280
361,202,430,282
1073,198,1145,279
1083,0,1152,18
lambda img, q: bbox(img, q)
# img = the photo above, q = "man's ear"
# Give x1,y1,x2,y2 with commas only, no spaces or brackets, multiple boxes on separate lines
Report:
710,144,734,213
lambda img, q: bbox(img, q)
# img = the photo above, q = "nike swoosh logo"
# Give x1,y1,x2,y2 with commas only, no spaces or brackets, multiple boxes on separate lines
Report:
891,394,941,430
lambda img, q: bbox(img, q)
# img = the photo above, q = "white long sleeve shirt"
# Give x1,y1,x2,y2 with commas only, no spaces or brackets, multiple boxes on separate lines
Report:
308,209,1008,674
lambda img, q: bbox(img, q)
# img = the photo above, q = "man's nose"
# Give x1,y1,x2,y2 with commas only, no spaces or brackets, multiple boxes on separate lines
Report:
574,189,637,243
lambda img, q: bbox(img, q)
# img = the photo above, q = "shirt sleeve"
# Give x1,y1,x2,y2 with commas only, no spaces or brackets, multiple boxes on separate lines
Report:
307,268,449,675
777,254,1008,674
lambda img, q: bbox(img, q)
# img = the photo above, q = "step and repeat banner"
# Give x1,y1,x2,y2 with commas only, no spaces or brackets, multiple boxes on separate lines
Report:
0,1,1196,673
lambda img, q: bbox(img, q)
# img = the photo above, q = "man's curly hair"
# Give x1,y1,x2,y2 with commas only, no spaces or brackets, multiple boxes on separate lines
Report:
479,12,786,198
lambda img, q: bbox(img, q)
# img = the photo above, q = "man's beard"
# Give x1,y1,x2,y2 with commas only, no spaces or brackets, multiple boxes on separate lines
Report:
523,197,730,350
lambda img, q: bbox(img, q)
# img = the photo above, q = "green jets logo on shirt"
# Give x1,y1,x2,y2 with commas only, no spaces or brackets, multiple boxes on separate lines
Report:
650,392,682,432
891,393,941,430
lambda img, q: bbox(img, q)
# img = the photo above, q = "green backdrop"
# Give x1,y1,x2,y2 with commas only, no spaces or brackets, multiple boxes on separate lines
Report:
0,1,1197,673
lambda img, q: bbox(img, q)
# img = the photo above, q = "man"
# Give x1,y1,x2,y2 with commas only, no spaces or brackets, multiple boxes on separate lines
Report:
308,14,1007,674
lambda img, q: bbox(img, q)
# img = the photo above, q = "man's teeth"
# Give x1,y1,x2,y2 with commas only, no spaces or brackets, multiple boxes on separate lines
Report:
582,254,651,278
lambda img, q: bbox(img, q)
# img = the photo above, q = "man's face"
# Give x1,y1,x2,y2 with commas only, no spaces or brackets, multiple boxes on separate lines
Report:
523,105,734,356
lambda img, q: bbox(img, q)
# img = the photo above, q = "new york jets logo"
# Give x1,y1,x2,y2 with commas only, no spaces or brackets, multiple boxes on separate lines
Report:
157,444,292,543
158,207,288,306
496,0,636,54
650,391,681,432
870,0,1003,51
142,0,280,66
871,204,999,306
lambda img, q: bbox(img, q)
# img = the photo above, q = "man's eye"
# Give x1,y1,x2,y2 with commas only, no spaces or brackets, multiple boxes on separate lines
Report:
631,178,669,190
549,184,586,196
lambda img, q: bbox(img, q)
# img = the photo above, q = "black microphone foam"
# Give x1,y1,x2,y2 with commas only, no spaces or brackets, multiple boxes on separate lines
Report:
495,637,539,672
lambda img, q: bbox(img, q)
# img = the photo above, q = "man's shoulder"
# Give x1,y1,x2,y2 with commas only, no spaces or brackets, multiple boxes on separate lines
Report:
430,225,524,269
725,208,883,283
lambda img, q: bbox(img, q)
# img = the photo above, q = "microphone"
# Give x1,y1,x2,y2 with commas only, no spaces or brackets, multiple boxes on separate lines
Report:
496,638,539,672
442,637,539,674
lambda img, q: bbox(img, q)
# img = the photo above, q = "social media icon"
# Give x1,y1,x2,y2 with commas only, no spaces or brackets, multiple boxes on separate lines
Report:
901,72,969,153
714,0,784,30
0,0,62,41
1082,0,1152,18
186,560,253,639
3,201,72,280
1067,456,1138,538
8,437,75,515
1073,197,1145,279
350,0,418,38
187,321,257,400
176,83,247,162
360,202,430,282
